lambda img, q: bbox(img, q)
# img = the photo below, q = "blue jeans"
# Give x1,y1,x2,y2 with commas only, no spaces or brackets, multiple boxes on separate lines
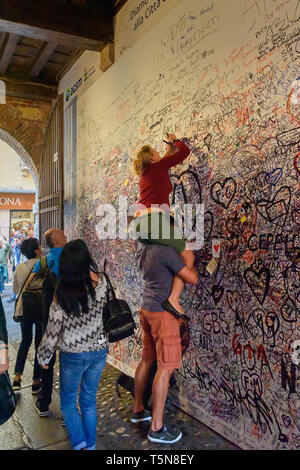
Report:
59,348,108,450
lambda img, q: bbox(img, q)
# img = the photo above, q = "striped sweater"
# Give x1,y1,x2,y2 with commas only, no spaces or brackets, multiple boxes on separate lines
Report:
37,274,110,366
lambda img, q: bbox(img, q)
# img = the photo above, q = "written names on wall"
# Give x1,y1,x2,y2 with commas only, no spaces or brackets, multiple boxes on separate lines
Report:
77,0,300,449
129,0,168,31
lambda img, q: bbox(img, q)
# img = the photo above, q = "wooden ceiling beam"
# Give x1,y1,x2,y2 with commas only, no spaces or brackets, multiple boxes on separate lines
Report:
30,41,57,78
0,33,19,74
0,77,57,102
0,0,114,51
56,49,84,83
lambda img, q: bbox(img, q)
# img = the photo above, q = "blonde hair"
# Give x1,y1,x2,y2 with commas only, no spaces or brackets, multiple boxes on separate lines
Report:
133,145,152,176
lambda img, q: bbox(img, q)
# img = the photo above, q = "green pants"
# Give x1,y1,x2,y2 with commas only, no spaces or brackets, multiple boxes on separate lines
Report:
131,212,186,254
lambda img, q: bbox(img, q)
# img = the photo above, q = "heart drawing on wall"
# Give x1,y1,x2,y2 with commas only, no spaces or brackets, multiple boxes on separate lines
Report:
244,267,270,305
211,284,224,304
244,171,272,205
171,169,202,205
257,186,291,227
210,177,237,209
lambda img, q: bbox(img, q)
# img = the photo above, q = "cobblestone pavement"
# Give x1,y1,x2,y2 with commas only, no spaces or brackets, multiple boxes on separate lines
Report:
1,279,239,451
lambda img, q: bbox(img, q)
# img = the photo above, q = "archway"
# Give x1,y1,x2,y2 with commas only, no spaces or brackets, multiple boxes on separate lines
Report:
0,128,39,237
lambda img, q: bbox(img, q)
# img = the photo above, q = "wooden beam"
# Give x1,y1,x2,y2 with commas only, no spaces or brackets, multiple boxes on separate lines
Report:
0,33,19,74
56,49,84,83
100,43,114,72
30,41,57,78
0,77,57,101
0,0,114,51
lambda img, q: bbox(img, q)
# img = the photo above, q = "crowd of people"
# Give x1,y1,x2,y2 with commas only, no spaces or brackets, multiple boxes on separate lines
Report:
0,134,199,450
0,234,30,299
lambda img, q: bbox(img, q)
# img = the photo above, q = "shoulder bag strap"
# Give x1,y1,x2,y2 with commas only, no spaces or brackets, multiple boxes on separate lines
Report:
40,255,48,273
102,272,116,302
14,264,35,316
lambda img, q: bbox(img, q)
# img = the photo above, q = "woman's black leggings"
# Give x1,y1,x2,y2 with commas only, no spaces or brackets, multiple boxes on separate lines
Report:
14,319,43,380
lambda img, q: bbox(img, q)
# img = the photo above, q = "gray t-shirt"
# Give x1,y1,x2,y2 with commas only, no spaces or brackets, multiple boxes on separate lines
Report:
137,243,186,312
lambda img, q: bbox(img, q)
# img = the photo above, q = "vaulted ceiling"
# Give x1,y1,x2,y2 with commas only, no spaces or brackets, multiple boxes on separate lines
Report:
0,0,128,101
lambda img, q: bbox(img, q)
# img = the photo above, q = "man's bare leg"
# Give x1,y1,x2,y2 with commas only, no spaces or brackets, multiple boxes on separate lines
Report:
133,359,154,413
168,250,195,314
150,368,173,431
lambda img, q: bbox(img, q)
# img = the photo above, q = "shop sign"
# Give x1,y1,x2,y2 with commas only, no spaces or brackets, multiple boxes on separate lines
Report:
0,193,35,210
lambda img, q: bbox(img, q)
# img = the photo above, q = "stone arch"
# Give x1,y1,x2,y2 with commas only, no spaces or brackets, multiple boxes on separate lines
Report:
0,128,39,236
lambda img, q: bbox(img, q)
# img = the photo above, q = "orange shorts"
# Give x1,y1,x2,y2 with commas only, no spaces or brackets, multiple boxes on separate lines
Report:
139,308,182,370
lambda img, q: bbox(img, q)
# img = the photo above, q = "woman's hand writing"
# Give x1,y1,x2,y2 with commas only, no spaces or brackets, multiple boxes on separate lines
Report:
164,133,178,156
167,133,177,143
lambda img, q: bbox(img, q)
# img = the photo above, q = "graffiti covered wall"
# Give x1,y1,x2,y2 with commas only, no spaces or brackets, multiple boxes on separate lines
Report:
73,0,300,449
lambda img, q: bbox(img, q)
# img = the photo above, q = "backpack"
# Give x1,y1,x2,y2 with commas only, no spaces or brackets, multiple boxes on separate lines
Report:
22,256,57,324
0,372,16,425
102,272,135,343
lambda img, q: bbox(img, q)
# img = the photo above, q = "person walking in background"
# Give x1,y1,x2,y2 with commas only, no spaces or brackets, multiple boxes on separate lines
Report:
0,296,9,375
25,228,67,417
7,237,22,303
0,237,10,285
12,238,43,394
37,240,109,451
132,133,194,320
12,238,22,269
131,242,198,444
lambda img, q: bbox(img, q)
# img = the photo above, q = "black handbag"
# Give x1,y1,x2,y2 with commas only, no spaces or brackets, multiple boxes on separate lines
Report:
102,272,135,343
0,372,16,425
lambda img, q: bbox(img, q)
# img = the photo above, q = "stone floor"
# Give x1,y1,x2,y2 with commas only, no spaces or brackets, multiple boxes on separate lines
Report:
1,278,239,451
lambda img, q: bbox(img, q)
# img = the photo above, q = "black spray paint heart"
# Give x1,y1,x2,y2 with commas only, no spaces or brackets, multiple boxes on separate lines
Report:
244,171,272,205
282,414,292,428
210,177,237,209
211,285,224,304
171,169,202,205
244,267,270,305
226,290,240,312
256,186,291,228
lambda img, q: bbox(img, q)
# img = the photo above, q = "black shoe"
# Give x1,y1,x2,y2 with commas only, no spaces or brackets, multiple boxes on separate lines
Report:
161,300,190,321
35,399,49,417
148,425,182,444
32,383,41,395
130,409,152,423
12,380,21,391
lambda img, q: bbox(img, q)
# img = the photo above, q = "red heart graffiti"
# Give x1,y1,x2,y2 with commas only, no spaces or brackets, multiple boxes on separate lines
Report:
214,245,220,252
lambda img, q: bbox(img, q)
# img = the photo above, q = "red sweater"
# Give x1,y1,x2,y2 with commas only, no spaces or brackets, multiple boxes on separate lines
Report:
139,141,190,209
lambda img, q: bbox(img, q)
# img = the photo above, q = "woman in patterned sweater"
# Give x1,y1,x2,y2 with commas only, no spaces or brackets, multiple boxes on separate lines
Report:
37,239,110,451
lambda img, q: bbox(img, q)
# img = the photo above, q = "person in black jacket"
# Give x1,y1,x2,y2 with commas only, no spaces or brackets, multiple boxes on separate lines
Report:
0,296,9,375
